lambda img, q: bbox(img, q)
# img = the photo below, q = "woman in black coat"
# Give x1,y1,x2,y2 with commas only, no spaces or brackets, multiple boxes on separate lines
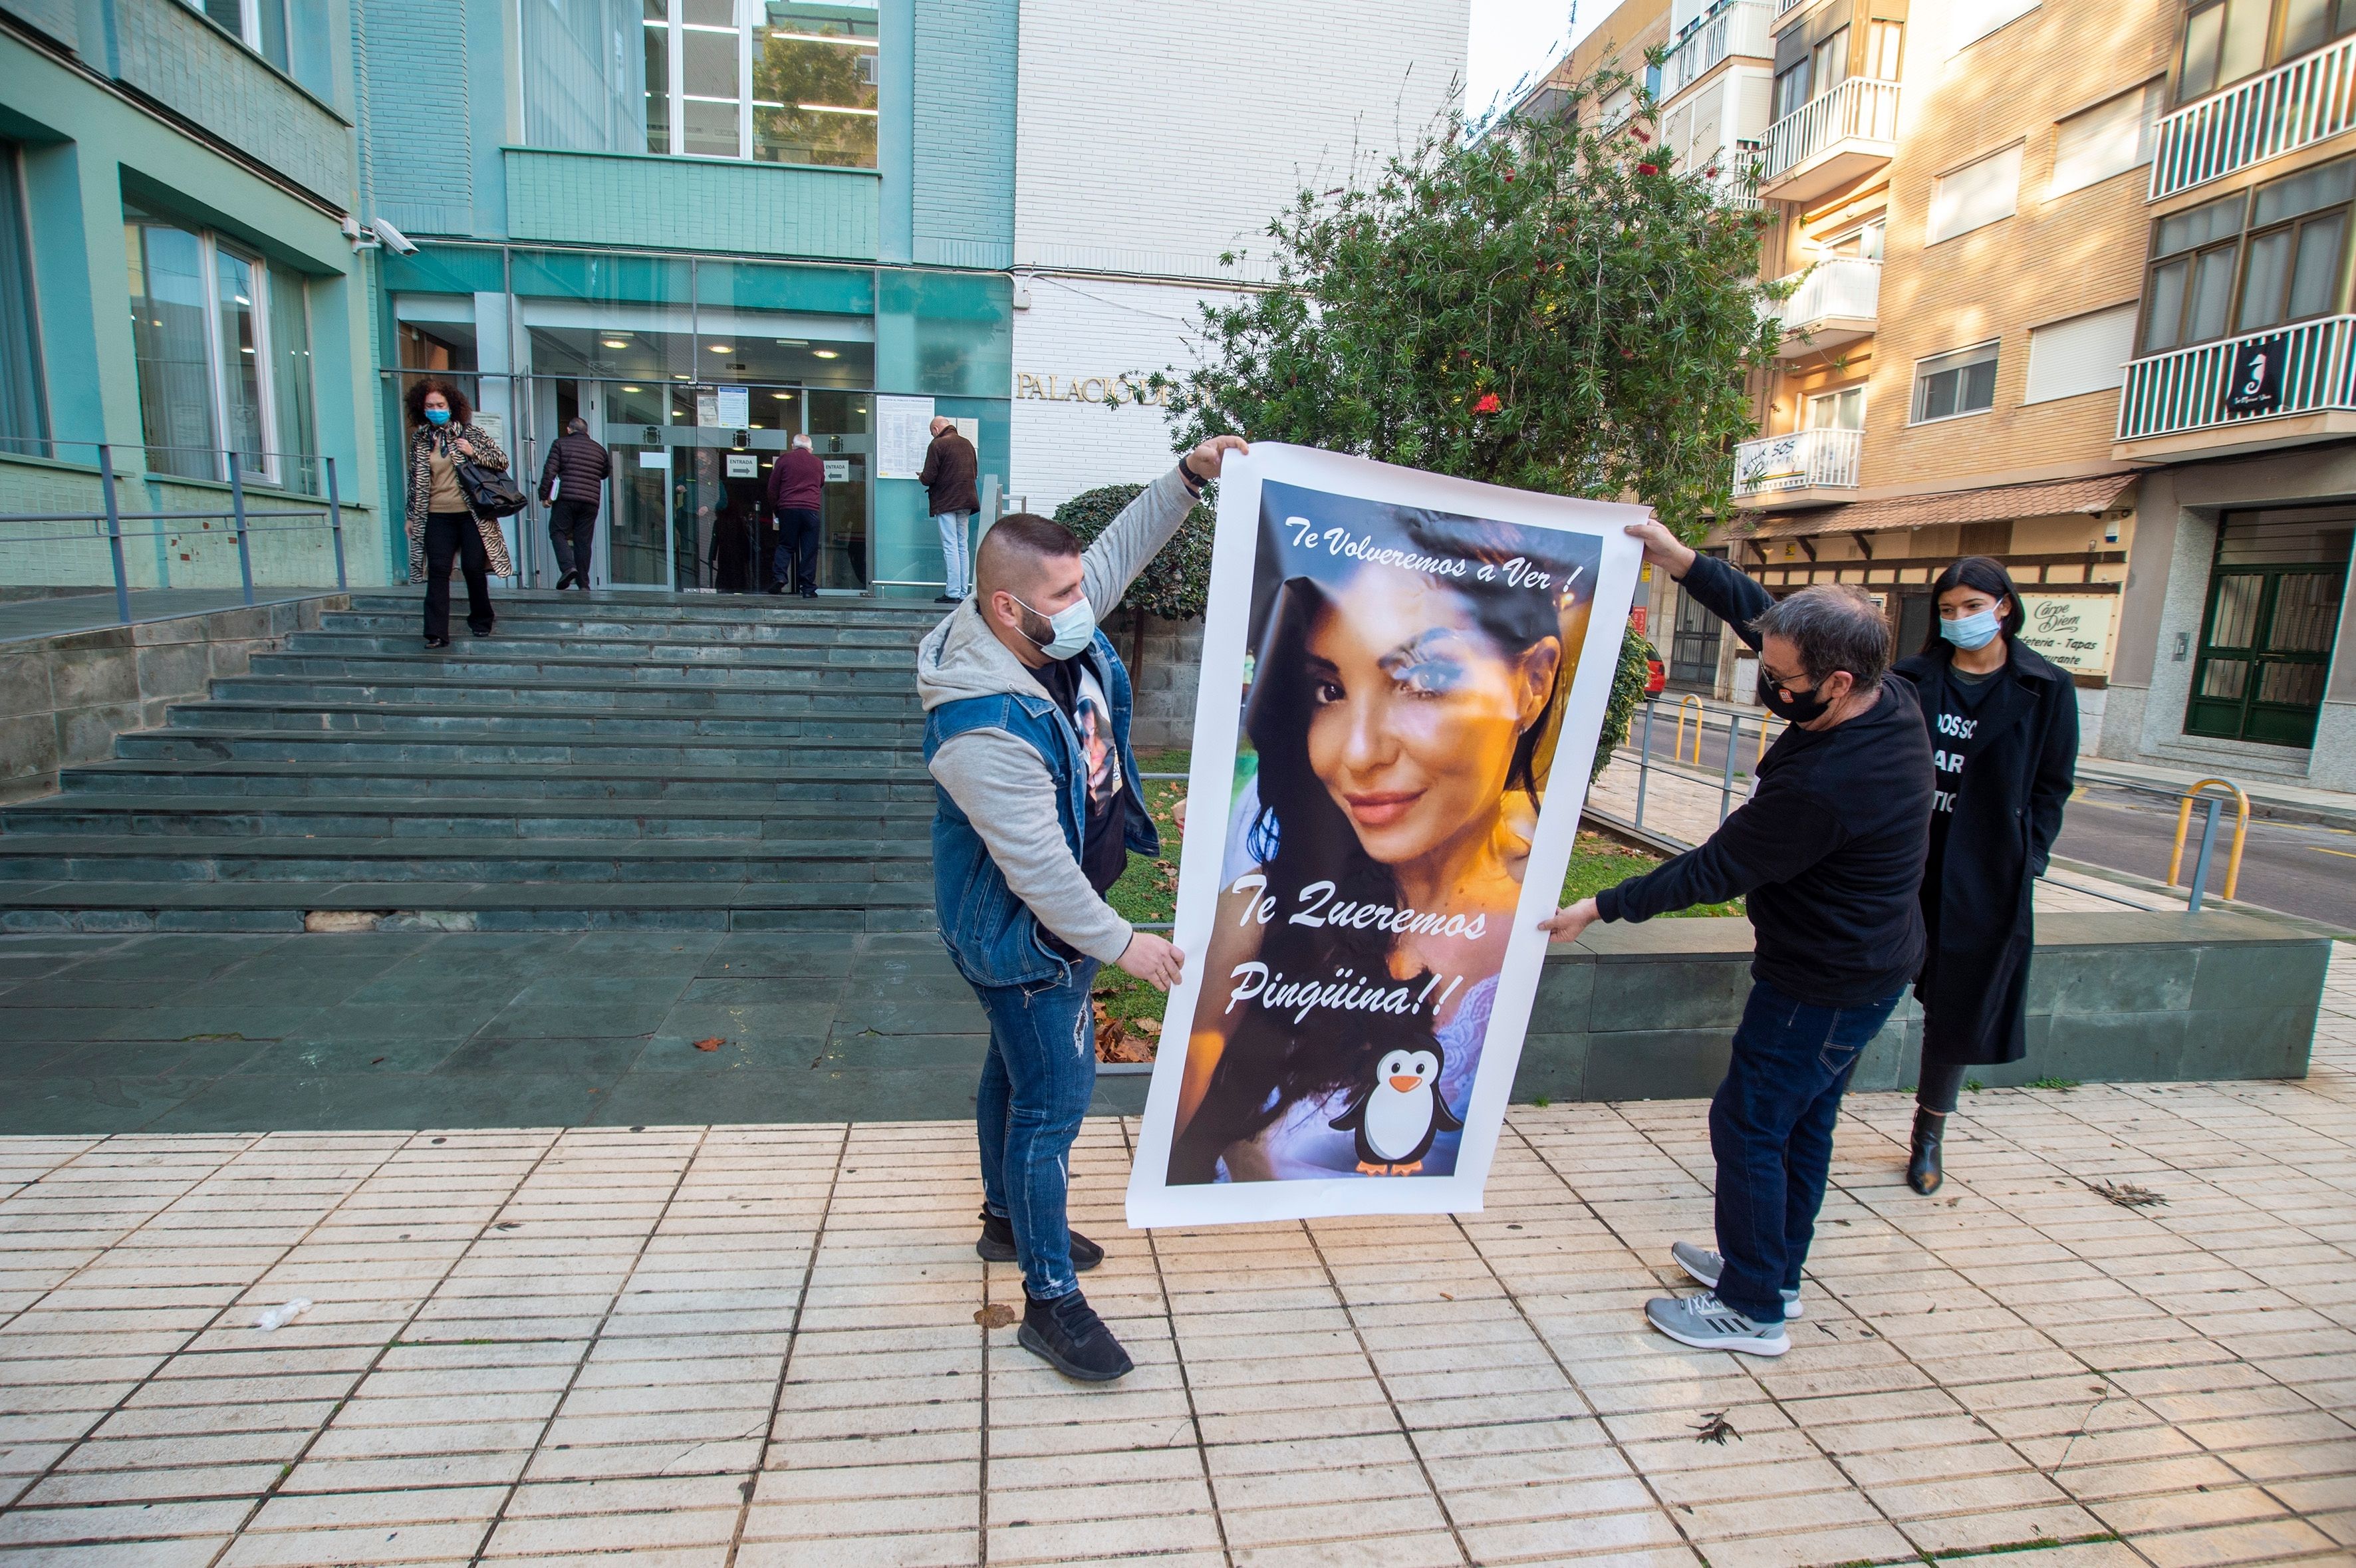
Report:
1891,557,2077,1194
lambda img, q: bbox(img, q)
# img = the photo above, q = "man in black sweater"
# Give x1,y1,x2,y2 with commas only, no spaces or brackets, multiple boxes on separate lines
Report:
1543,519,1932,1358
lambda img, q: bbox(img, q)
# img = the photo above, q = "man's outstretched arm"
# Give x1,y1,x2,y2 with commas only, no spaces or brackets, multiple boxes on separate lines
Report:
1080,435,1249,616
1623,517,1771,652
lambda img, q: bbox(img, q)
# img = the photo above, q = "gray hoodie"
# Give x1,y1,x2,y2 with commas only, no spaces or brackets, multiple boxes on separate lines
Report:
916,465,1198,965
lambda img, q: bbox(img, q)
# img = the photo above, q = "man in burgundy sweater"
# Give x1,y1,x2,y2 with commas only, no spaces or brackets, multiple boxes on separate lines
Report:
767,434,826,596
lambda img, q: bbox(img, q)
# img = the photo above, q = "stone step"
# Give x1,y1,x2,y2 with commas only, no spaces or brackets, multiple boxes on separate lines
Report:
0,833,927,884
211,676,921,716
1,793,933,841
165,702,925,743
339,591,946,631
53,759,933,803
116,731,929,768
0,878,937,934
249,650,920,687
315,616,930,652
289,630,922,666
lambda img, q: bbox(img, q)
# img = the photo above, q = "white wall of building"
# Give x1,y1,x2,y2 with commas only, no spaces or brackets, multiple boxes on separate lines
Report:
1012,0,1470,283
1008,274,1245,513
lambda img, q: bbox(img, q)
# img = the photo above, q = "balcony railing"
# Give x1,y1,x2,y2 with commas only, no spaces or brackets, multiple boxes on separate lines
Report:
1762,78,1900,184
1665,0,1775,94
2150,35,2356,201
1774,0,1810,16
1733,426,1862,497
1765,256,1881,334
2117,314,2356,442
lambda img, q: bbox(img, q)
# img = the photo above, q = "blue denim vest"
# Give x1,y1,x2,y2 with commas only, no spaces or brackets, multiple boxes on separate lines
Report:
925,626,1160,989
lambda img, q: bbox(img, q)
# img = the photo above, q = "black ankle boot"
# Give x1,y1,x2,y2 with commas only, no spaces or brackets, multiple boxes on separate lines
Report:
976,1208,1103,1270
1907,1107,1946,1195
1017,1289,1131,1382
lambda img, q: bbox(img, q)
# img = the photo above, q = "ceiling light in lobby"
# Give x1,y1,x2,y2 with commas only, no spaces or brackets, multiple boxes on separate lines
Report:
708,344,732,354
602,338,629,348
813,349,839,359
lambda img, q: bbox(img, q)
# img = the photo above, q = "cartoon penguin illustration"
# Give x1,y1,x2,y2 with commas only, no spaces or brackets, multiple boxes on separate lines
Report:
1329,1045,1463,1176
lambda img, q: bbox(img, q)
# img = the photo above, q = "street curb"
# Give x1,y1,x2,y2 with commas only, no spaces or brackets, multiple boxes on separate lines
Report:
2073,762,2356,831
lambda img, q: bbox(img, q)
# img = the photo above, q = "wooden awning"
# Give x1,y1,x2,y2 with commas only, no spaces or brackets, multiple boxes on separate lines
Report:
1734,473,2139,541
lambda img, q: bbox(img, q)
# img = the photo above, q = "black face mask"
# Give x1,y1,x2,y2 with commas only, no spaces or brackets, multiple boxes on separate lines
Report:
1758,666,1834,724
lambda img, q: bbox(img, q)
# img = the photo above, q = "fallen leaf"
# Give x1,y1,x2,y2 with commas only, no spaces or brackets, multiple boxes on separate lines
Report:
2087,1178,2167,1209
1440,1291,1454,1301
1134,1017,1162,1037
974,1303,1017,1329
693,1037,723,1052
1692,1411,1738,1445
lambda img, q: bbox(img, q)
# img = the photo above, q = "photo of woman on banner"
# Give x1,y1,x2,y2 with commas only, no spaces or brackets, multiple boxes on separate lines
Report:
1167,480,1598,1185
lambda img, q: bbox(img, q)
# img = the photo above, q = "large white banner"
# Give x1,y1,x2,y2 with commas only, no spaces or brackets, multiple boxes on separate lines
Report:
1126,445,1646,1227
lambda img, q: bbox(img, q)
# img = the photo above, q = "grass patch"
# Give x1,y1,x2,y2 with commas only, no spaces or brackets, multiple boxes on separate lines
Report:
1097,756,1742,1060
2023,1077,2081,1091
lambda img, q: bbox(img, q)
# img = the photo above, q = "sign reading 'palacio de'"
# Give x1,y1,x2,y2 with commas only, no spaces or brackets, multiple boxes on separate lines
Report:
1016,372,1174,406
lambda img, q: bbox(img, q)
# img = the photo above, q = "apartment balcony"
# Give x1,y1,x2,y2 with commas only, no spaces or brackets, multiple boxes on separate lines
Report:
2149,35,2356,201
1760,78,1900,203
1664,1,1775,97
1763,257,1879,358
2115,315,2356,460
1732,426,1862,506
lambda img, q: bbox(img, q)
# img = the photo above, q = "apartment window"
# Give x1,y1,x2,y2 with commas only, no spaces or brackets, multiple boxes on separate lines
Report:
1818,217,1886,259
2281,0,2356,56
2026,303,2139,402
2051,80,2164,197
1948,0,2037,53
124,209,313,486
1773,57,1811,120
1807,386,1866,429
184,0,291,72
2141,192,2247,351
1928,144,2023,243
2236,156,2355,332
1912,342,1999,422
0,144,46,457
1864,17,1904,76
2180,0,2272,98
523,0,877,167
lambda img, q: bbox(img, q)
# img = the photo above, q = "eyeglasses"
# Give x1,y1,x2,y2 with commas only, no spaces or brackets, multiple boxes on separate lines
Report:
1760,670,1819,704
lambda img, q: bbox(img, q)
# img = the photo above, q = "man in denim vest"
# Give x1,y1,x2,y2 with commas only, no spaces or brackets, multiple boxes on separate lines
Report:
918,434,1246,1381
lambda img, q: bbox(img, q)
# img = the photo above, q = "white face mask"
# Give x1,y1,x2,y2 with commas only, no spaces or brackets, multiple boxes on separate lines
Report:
1011,591,1096,660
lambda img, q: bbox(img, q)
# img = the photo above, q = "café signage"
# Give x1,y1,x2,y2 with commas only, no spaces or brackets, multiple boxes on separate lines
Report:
2016,591,2116,676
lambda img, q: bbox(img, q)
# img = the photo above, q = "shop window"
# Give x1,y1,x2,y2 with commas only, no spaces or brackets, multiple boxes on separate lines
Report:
2051,80,2164,197
1927,143,2022,244
0,143,46,458
524,0,877,168
124,209,315,487
1911,341,1998,422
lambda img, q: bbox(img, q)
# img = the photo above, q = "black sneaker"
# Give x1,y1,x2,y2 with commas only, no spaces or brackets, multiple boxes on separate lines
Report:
1017,1289,1132,1382
934,593,960,604
976,1208,1103,1270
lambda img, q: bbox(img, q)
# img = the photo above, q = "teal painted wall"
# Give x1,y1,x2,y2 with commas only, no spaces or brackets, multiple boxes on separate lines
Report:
911,0,1013,270
0,0,76,46
352,0,475,237
503,150,882,261
109,0,352,205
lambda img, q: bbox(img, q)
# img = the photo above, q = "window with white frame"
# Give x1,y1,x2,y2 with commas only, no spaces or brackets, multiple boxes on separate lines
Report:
1928,143,2022,243
1912,340,1999,422
2025,303,2138,403
0,142,46,457
2051,80,2164,197
523,0,877,167
124,209,315,487
184,0,291,75
1807,385,1867,429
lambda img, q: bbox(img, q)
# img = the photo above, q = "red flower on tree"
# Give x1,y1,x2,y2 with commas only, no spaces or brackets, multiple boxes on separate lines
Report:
1472,392,1504,415
1636,162,1660,176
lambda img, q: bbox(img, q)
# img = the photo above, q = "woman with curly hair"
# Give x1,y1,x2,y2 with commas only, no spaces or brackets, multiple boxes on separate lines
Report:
404,378,513,648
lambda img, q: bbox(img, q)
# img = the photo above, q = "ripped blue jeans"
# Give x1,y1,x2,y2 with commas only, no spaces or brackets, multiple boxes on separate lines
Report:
973,958,1099,1301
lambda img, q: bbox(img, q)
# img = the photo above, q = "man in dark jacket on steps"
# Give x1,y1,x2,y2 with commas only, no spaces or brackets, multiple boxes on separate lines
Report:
919,416,980,604
538,419,610,590
1543,518,1933,1361
767,434,825,596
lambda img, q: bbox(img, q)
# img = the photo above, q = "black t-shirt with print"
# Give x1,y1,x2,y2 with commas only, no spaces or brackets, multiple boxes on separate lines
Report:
1926,662,1998,870
1035,653,1135,895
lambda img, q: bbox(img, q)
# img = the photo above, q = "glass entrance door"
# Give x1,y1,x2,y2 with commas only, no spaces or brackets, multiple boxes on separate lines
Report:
2186,565,2345,746
810,390,871,591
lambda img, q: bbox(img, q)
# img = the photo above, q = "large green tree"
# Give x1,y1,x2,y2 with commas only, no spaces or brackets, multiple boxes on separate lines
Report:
1144,67,1781,769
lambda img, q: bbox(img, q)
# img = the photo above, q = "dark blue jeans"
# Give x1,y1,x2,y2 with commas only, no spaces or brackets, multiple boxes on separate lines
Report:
973,959,1098,1302
1708,980,1904,1323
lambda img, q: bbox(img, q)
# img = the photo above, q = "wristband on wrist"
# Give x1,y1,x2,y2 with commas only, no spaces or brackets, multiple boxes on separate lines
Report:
1178,456,1206,493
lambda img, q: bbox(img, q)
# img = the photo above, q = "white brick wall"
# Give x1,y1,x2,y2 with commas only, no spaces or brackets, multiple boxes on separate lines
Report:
1007,275,1245,513
1012,0,1468,283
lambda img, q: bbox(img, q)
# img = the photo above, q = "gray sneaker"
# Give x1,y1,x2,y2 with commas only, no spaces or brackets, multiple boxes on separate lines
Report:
1645,1291,1790,1357
1670,1240,1803,1319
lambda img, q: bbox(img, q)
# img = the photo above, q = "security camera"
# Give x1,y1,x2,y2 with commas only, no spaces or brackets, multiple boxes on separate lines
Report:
370,217,419,255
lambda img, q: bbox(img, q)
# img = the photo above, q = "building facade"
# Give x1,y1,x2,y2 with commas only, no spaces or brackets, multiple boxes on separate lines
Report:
0,0,390,595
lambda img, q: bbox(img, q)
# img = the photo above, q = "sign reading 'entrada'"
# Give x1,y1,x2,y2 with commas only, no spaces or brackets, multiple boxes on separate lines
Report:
1016,372,1174,406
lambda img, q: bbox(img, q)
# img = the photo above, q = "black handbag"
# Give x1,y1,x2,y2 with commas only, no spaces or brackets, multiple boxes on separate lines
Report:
458,458,529,519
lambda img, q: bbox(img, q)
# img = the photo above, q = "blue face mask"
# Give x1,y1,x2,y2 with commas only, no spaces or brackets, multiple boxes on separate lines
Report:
1939,606,2004,651
424,407,451,427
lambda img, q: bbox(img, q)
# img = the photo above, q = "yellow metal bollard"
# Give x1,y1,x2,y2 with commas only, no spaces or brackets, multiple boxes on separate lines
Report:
1755,716,1777,769
1673,694,1704,766
2166,777,2250,902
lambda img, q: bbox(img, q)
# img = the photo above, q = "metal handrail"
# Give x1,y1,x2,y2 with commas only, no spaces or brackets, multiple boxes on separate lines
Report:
1762,77,1900,182
2150,34,2356,201
2117,313,2356,442
0,442,348,626
1734,426,1863,496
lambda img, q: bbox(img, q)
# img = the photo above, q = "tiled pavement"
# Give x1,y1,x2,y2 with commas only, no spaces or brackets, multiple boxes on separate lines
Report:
0,952,2349,1566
